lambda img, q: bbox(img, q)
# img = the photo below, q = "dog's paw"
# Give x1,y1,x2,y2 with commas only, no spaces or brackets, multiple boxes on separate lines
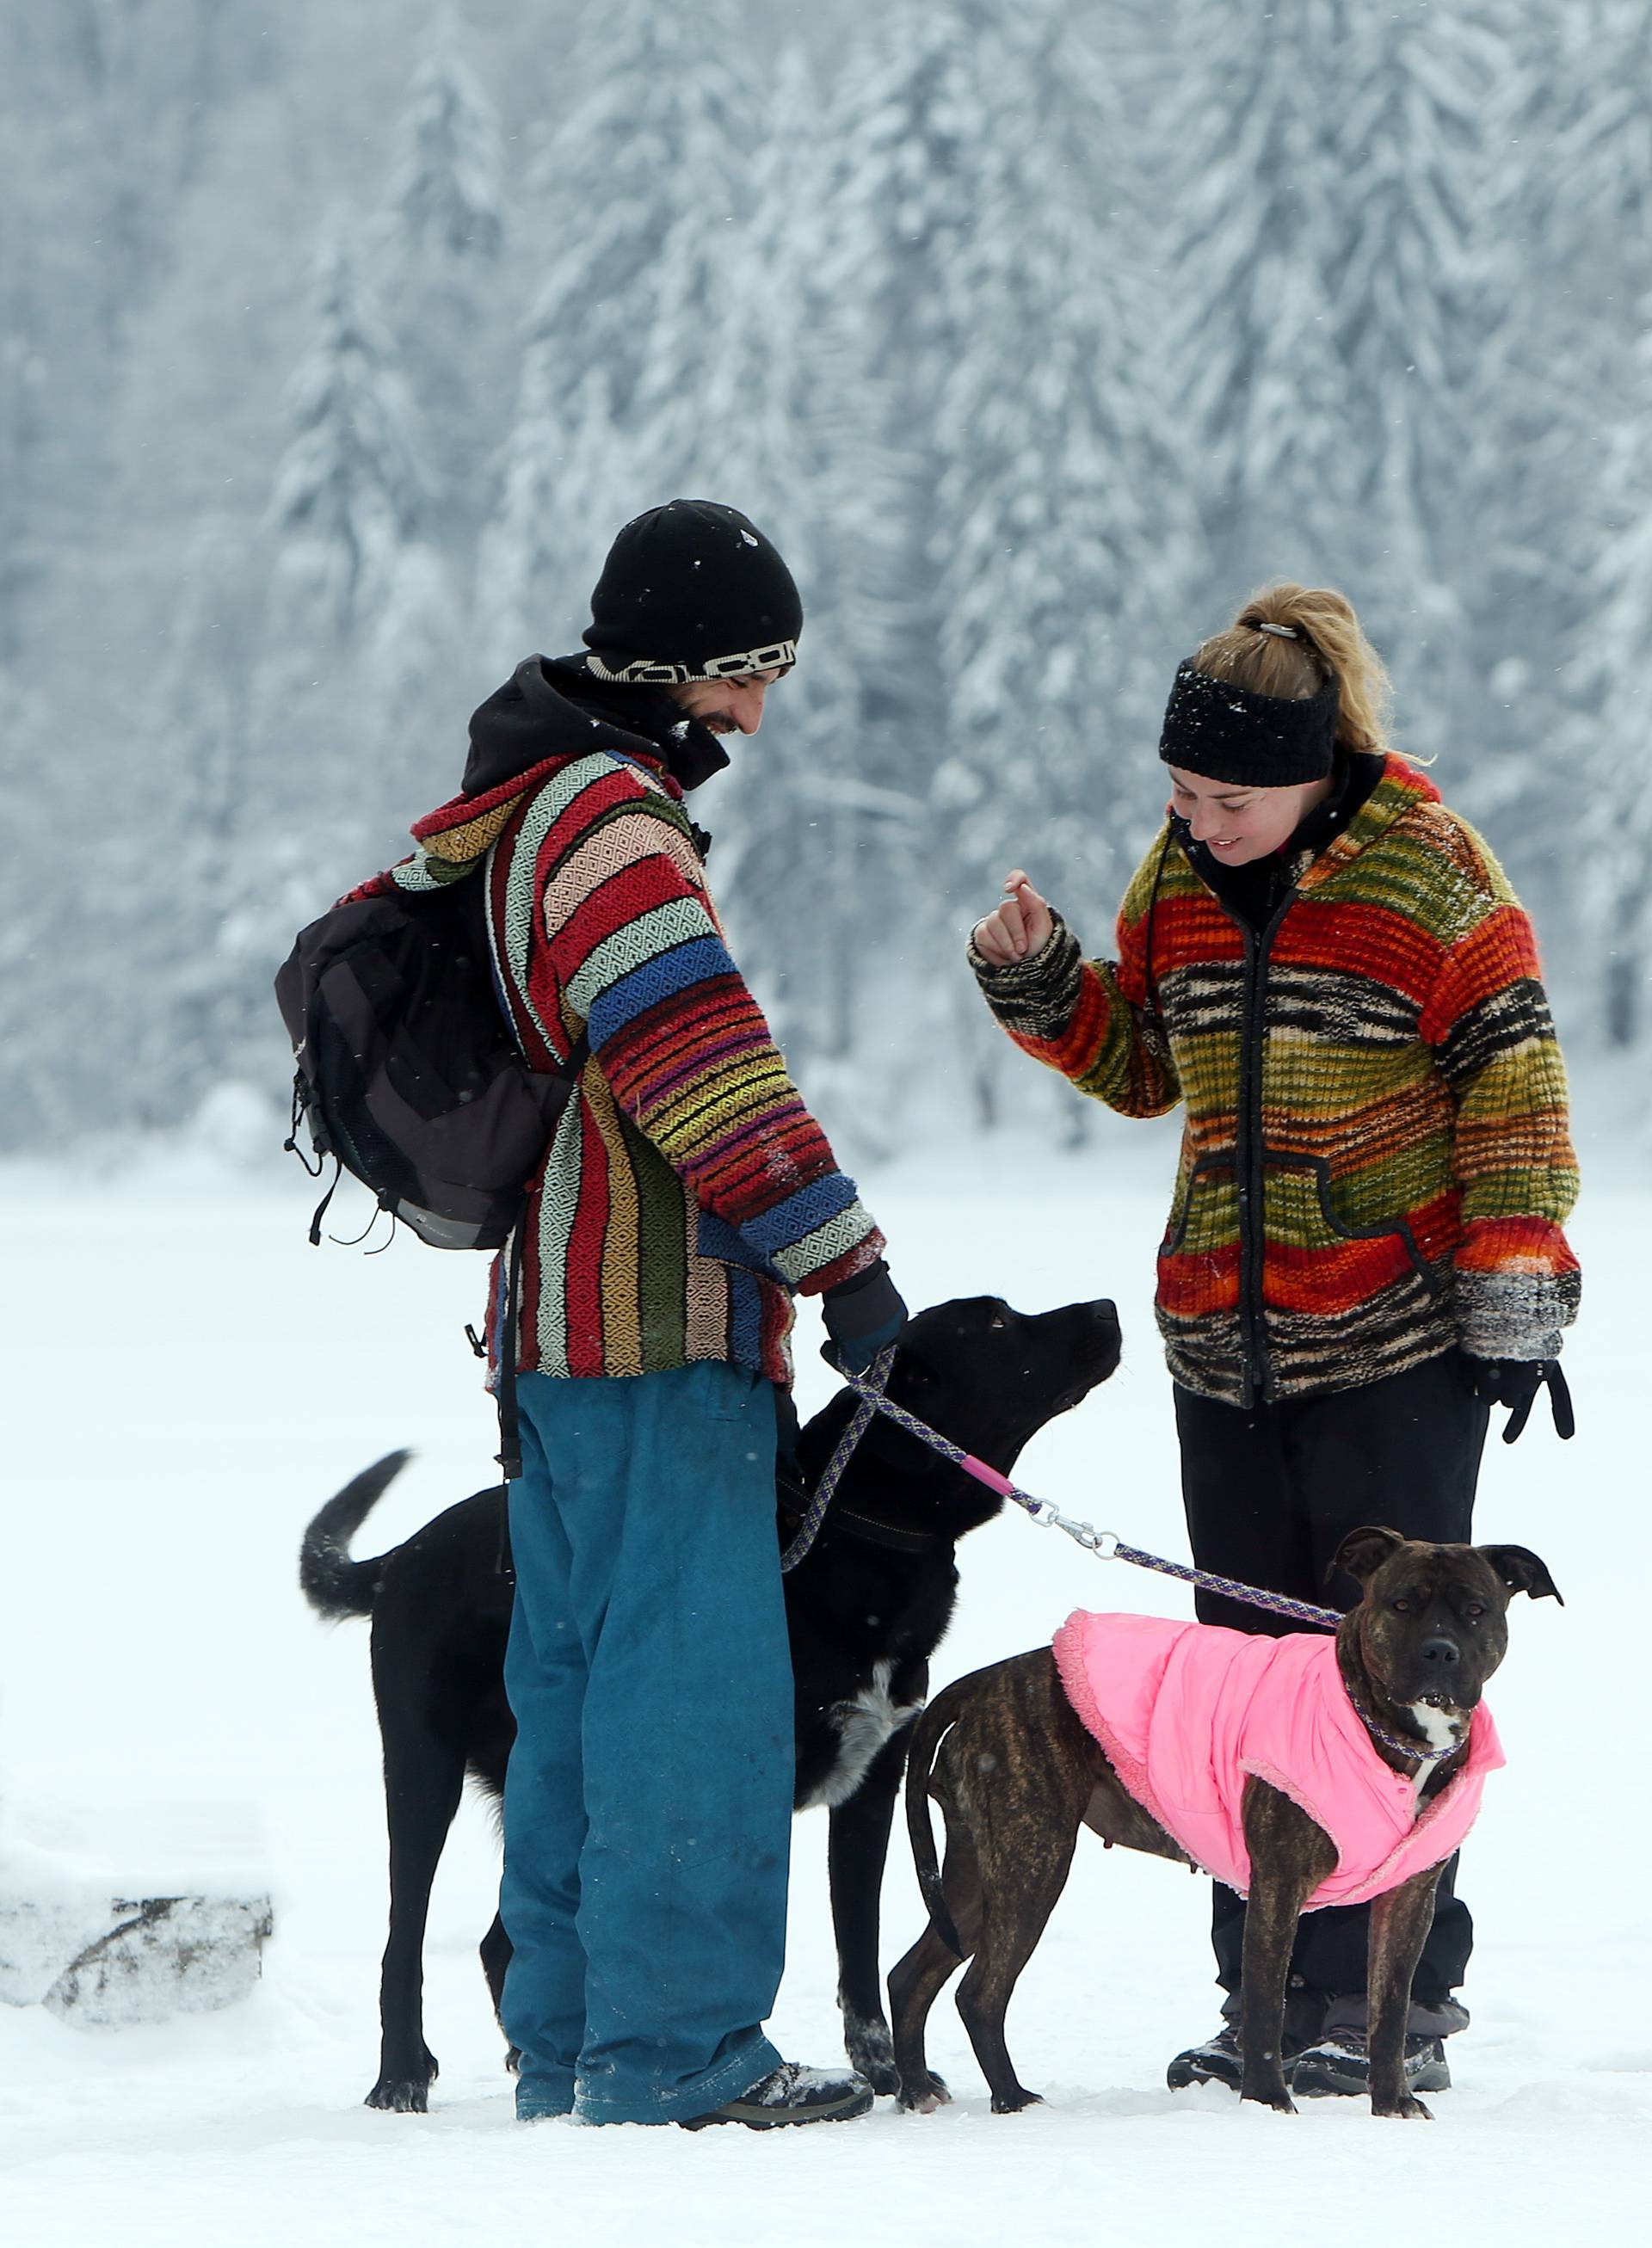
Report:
504,2044,522,2077
1240,2085,1297,2116
1373,2093,1432,2122
365,2078,432,2114
989,2086,1044,2115
366,2046,438,2113
897,2072,952,2115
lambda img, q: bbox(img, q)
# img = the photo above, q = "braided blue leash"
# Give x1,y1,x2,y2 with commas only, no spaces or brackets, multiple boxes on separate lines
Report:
808,1354,1343,1630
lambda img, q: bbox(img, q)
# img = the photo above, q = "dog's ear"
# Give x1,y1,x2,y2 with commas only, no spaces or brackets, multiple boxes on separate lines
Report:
1479,1544,1564,1605
1328,1524,1408,1587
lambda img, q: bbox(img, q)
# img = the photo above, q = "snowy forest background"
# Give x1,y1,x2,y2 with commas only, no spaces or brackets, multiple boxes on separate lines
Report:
3,0,1649,1160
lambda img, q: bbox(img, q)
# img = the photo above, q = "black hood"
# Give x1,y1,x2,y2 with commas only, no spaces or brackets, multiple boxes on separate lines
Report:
460,655,731,799
1174,748,1385,933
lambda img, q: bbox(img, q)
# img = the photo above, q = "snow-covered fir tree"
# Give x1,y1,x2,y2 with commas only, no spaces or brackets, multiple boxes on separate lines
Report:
1162,0,1510,763
1551,0,1652,1043
815,0,992,741
1560,0,1652,303
256,219,456,971
480,0,761,661
378,7,509,551
1440,0,1650,957
382,6,503,265
126,518,273,1119
928,6,1198,945
525,0,755,425
2,0,1643,1151
475,364,632,671
681,43,925,1091
266,225,443,655
806,0,1199,1121
1567,295,1652,1046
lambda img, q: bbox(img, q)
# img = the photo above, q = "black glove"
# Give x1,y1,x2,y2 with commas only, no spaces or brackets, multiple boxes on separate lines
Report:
1465,1355,1575,1444
774,1381,803,1490
821,1259,909,1377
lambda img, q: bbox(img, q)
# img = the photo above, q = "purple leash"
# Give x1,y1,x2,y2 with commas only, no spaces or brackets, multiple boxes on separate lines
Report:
779,1345,900,1573
792,1352,1342,1629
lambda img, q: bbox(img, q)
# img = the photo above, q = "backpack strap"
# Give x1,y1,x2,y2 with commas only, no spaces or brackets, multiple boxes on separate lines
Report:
478,821,594,1582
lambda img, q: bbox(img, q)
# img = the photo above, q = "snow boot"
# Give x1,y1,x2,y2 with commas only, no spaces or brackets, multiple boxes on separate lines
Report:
1291,2029,1451,2097
1166,2017,1322,2092
678,2060,874,2130
1165,2023,1245,2091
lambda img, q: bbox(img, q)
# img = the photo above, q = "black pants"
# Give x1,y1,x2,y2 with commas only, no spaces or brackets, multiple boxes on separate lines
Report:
1174,1349,1491,2036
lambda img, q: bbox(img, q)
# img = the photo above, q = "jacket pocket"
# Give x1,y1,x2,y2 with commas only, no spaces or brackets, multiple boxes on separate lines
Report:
1264,1151,1444,1299
1159,1152,1237,1258
699,1360,767,1421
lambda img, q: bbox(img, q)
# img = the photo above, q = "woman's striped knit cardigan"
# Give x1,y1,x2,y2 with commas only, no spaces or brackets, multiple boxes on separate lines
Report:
386,742,884,1386
971,757,1580,1406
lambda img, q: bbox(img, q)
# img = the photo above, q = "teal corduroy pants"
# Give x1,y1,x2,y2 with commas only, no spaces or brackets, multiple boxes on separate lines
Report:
500,1359,793,2124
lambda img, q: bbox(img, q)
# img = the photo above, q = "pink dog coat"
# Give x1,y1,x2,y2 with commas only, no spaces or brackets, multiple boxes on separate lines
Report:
1052,1612,1503,1910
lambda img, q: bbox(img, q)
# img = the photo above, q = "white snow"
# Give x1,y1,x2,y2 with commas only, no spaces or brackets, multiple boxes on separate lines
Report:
0,1140,1645,2244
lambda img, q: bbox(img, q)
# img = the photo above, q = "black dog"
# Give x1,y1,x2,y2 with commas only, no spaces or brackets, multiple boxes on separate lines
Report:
299,1293,1120,2111
890,1527,1560,2121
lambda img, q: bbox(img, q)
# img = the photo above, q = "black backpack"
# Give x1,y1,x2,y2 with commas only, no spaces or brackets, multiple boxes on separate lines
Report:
277,868,589,1524
274,871,587,1253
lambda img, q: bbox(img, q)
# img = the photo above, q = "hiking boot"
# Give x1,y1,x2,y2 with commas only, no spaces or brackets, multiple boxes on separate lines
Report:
1166,2023,1245,2091
1167,2019,1320,2093
679,2061,874,2130
1291,2029,1452,2098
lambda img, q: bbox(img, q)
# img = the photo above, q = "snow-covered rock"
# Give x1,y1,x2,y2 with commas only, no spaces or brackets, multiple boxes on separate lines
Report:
34,1894,274,2028
0,1794,272,2029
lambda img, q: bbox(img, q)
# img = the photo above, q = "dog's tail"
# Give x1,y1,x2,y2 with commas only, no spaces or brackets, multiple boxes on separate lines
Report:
299,1450,410,1620
903,1677,971,1959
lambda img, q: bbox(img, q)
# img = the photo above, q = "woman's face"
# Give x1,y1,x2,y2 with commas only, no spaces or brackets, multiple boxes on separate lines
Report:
1167,765,1333,865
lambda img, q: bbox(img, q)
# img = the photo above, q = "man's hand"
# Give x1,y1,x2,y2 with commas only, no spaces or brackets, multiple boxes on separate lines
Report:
774,1381,804,1488
822,1259,909,1377
972,870,1056,966
1465,1355,1575,1444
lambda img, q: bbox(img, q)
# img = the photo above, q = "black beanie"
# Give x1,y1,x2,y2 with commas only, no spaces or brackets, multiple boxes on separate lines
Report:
1158,662,1339,787
580,499,803,683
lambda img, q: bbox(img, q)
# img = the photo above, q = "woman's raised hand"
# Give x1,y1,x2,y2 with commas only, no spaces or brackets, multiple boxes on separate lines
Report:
973,870,1056,965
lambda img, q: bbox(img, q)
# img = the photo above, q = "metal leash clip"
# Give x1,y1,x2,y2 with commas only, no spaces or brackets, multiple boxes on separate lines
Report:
1028,1500,1119,1558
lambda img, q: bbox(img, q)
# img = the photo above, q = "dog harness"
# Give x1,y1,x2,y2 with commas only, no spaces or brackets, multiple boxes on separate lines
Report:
1052,1612,1503,1909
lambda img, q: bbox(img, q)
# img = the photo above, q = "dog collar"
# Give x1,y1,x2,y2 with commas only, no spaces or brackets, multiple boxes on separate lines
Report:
1344,1678,1466,1776
779,1483,940,1557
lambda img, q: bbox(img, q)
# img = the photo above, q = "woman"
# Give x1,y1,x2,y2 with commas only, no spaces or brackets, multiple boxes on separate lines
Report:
970,583,1579,2100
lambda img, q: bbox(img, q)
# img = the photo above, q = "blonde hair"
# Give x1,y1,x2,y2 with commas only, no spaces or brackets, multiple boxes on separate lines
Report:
1192,582,1395,759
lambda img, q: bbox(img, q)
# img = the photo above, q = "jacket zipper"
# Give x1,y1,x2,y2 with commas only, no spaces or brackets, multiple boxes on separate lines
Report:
1230,888,1297,1410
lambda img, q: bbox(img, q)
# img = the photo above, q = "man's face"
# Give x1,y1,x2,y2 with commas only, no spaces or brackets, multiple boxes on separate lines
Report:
665,668,783,736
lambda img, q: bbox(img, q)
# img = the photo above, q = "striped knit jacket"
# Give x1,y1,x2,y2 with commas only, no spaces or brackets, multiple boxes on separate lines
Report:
971,755,1580,1406
373,665,884,1386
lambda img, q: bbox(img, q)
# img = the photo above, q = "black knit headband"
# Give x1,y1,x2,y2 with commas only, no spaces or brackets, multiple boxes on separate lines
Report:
1158,660,1340,787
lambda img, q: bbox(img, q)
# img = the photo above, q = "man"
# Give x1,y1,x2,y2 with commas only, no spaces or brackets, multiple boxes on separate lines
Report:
402,500,904,2127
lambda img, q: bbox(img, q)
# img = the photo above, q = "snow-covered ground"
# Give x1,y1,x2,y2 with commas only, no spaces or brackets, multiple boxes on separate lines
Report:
1,1125,1646,2245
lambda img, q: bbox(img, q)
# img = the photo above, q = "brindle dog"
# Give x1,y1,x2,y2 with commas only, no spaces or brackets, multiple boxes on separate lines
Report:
890,1526,1561,2120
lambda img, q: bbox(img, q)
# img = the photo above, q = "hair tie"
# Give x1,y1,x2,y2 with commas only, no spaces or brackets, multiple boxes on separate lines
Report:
1254,620,1298,639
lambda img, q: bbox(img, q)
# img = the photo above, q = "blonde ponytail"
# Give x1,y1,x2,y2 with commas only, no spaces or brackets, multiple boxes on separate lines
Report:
1193,583,1395,759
